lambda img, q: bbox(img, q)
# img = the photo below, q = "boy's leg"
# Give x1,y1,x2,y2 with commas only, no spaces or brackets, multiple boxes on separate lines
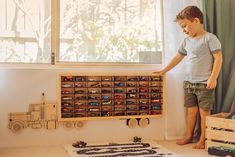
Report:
193,108,210,149
193,83,214,149
176,106,198,145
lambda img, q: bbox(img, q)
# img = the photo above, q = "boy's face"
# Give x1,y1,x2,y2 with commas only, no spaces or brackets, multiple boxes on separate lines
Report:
177,18,201,37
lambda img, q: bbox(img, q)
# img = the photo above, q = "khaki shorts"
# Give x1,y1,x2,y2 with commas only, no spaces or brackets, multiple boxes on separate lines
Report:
183,81,215,111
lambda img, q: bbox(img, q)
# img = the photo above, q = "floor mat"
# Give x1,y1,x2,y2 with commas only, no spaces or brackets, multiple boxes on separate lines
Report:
64,141,181,157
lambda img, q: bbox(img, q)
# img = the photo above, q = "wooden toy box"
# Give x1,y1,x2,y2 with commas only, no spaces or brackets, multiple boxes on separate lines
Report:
206,113,235,149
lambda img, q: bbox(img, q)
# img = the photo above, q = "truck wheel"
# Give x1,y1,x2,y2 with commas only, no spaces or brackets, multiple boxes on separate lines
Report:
63,122,74,130
127,118,138,128
10,121,24,133
75,121,86,129
139,118,149,128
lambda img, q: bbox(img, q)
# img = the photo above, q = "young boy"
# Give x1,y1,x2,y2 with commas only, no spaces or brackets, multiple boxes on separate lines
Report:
154,6,223,149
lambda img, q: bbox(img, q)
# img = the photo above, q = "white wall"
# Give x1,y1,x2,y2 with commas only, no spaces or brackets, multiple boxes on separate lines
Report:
0,67,167,148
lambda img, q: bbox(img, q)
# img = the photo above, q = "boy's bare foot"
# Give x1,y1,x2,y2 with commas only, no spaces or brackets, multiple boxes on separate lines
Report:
193,141,205,149
176,137,192,145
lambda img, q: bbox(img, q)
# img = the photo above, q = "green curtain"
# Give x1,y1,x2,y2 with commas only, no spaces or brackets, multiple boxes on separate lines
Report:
202,0,235,113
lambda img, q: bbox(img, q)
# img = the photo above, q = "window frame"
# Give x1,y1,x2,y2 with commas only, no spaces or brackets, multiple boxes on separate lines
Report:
0,0,164,68
53,0,164,66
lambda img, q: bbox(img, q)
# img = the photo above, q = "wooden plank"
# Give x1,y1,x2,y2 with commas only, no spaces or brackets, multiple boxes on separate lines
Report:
206,113,235,131
58,114,163,121
206,140,235,150
206,128,235,143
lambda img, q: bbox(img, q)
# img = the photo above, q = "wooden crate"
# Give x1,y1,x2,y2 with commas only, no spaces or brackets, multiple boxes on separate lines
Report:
206,113,235,150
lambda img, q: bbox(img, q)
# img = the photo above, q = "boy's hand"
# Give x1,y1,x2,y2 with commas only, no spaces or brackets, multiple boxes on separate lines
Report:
153,70,166,75
206,78,217,89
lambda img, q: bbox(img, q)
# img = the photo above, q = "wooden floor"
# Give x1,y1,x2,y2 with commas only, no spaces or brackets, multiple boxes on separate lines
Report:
158,140,215,157
0,140,215,157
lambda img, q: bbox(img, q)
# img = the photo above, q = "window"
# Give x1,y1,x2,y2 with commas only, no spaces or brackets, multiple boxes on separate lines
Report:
58,0,163,64
0,0,51,63
0,0,163,64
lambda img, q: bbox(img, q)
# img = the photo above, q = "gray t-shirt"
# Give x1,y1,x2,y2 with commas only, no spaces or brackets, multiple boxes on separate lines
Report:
178,32,221,83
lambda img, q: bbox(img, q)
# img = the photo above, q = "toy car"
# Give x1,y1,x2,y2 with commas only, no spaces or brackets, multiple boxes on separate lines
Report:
133,136,142,142
61,90,73,94
88,102,99,106
62,102,73,107
75,90,86,94
87,78,97,81
102,77,112,81
88,96,99,99
114,89,124,93
63,76,73,81
139,106,149,110
75,83,85,87
61,84,73,88
114,100,124,105
75,96,86,100
139,94,149,99
102,95,110,99
61,96,73,101
102,84,111,87
126,101,135,105
114,82,125,87
139,83,148,87
139,76,148,81
102,100,112,105
151,77,161,81
89,108,100,112
139,100,148,104
128,89,137,93
151,99,160,103
114,95,123,99
88,90,98,94
127,77,137,81
139,88,148,93
72,141,87,148
75,76,86,81
90,83,100,87
127,93,137,98
127,83,136,87
101,89,111,93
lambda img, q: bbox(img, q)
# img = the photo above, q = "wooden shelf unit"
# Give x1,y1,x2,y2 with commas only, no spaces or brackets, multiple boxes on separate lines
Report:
58,74,164,121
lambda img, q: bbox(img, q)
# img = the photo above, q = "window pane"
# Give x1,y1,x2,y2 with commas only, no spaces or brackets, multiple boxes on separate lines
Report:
0,0,51,63
59,0,162,64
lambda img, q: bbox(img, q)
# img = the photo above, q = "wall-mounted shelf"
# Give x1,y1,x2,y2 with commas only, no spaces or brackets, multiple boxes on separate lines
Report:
58,74,164,121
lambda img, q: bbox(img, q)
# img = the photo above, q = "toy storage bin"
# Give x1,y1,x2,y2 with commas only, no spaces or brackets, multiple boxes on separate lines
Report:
206,113,235,150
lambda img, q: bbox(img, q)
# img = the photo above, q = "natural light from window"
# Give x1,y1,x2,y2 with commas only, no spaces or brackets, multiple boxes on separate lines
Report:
0,0,51,63
59,0,162,64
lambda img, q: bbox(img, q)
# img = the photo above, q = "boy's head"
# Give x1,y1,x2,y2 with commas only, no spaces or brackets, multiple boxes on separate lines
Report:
175,6,204,37
175,6,203,24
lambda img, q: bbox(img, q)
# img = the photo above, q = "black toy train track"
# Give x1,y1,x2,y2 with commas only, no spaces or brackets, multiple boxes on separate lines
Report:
73,142,173,157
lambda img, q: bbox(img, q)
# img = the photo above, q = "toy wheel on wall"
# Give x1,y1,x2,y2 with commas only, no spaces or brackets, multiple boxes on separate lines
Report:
127,118,138,128
75,121,86,129
10,121,24,133
139,118,149,128
63,121,74,130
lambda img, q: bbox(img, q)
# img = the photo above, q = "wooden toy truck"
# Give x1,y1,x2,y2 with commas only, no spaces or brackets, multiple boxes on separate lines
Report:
9,74,164,133
9,93,58,133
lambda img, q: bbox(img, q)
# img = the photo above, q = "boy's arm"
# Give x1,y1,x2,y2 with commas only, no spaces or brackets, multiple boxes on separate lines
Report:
153,53,185,75
207,51,223,89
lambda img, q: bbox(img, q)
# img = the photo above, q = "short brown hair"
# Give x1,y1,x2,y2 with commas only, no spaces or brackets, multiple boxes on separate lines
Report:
175,6,203,24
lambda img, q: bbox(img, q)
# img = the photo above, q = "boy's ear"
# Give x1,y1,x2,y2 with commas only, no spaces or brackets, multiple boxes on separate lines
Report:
193,17,201,24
